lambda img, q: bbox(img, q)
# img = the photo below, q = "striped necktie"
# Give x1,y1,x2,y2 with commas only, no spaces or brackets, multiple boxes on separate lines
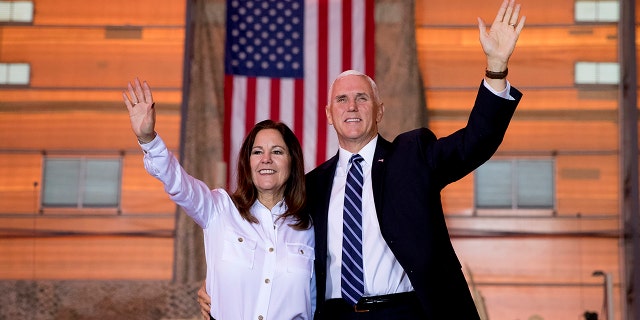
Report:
341,154,365,305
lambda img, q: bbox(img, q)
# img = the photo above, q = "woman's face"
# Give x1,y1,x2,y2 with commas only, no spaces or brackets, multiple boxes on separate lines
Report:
250,128,291,198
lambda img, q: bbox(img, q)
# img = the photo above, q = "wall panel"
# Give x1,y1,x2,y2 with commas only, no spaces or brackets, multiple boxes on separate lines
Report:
1,27,184,88
417,0,626,318
0,0,187,281
33,0,185,26
417,26,618,88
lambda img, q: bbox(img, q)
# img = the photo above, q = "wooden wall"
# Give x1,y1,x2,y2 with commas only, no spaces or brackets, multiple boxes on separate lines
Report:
416,0,629,319
0,0,185,280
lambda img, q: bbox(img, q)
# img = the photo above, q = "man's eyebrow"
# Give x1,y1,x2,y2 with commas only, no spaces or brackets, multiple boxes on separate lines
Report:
334,94,347,100
334,92,369,100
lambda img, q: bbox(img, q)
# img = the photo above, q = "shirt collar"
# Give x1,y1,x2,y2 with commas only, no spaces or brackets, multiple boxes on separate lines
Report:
338,135,378,174
251,198,288,215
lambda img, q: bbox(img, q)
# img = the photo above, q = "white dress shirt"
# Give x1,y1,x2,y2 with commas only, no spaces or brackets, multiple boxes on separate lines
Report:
142,135,315,320
326,136,414,299
325,79,512,300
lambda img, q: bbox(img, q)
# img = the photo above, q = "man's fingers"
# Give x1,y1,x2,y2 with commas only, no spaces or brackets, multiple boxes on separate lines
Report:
515,16,526,33
508,3,521,25
502,0,514,23
477,17,486,35
493,0,509,24
198,298,210,311
197,281,211,318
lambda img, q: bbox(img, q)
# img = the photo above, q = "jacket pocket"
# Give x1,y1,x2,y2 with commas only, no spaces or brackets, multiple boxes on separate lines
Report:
286,242,315,277
221,230,257,269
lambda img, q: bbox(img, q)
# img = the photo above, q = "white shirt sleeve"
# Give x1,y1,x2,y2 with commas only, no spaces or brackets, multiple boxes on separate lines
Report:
482,78,515,100
139,134,215,228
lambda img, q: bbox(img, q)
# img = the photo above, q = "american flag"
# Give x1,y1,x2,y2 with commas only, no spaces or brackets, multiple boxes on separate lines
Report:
223,0,375,190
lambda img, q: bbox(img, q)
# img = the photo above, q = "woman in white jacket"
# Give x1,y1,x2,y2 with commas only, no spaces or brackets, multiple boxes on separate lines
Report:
123,78,315,320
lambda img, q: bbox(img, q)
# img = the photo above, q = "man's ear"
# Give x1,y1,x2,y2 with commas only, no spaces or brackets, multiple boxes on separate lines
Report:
376,103,384,123
325,104,333,125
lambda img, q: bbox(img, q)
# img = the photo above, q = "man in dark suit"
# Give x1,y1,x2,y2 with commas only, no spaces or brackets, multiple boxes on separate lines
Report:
198,0,524,318
308,1,524,318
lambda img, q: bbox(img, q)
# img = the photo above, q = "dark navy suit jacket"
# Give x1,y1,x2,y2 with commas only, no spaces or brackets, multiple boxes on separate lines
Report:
306,82,523,319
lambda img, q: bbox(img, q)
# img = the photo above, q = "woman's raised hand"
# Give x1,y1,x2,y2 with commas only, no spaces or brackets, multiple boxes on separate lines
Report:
123,78,156,143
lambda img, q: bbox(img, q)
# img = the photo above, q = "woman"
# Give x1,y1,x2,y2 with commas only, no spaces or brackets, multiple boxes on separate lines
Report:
123,78,315,320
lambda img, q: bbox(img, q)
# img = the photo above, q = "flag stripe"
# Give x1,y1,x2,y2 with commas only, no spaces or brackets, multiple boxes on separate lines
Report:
224,0,375,190
270,79,281,121
342,0,353,71
315,0,329,166
245,77,257,133
303,0,318,173
255,78,270,122
293,79,304,148
365,0,375,75
223,75,233,187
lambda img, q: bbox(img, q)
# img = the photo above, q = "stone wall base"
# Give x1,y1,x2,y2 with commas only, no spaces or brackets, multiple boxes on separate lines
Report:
0,280,202,320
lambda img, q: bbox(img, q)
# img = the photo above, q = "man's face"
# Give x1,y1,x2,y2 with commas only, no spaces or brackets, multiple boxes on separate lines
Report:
325,74,383,151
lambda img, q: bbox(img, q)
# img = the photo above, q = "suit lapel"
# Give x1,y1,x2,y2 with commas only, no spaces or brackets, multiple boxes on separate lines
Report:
371,136,391,221
312,153,339,279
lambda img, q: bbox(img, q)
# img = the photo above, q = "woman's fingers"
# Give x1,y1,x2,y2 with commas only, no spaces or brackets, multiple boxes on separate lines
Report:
124,78,154,107
134,78,145,103
142,80,154,105
122,91,133,111
127,82,138,104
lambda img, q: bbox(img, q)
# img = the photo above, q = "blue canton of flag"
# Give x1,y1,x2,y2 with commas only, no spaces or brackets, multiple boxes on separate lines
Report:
225,0,304,78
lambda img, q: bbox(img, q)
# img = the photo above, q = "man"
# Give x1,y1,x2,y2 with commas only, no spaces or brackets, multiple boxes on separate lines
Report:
199,0,524,318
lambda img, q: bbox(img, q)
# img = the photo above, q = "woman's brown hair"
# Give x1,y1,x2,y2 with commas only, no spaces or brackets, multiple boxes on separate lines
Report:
231,119,310,230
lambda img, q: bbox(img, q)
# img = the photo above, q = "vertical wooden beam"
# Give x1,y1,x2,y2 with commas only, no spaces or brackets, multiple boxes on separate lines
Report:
619,0,639,318
173,0,226,284
173,0,197,283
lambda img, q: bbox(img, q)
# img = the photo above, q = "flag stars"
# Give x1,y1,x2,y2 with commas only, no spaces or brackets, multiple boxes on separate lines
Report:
225,0,304,78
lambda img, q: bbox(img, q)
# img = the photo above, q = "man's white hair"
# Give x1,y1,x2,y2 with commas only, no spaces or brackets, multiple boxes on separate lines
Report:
327,70,381,106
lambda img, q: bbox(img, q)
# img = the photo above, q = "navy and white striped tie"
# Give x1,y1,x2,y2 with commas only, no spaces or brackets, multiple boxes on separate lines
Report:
341,154,365,305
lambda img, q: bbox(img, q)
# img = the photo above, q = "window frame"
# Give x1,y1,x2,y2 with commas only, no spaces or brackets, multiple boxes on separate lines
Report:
574,0,619,23
40,155,123,214
474,158,556,216
574,61,620,86
0,62,31,86
0,1,34,24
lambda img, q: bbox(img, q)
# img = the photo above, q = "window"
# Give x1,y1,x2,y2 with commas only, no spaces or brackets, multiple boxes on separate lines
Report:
475,159,554,210
42,157,122,209
575,0,619,22
0,1,34,23
575,61,619,85
0,62,30,85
